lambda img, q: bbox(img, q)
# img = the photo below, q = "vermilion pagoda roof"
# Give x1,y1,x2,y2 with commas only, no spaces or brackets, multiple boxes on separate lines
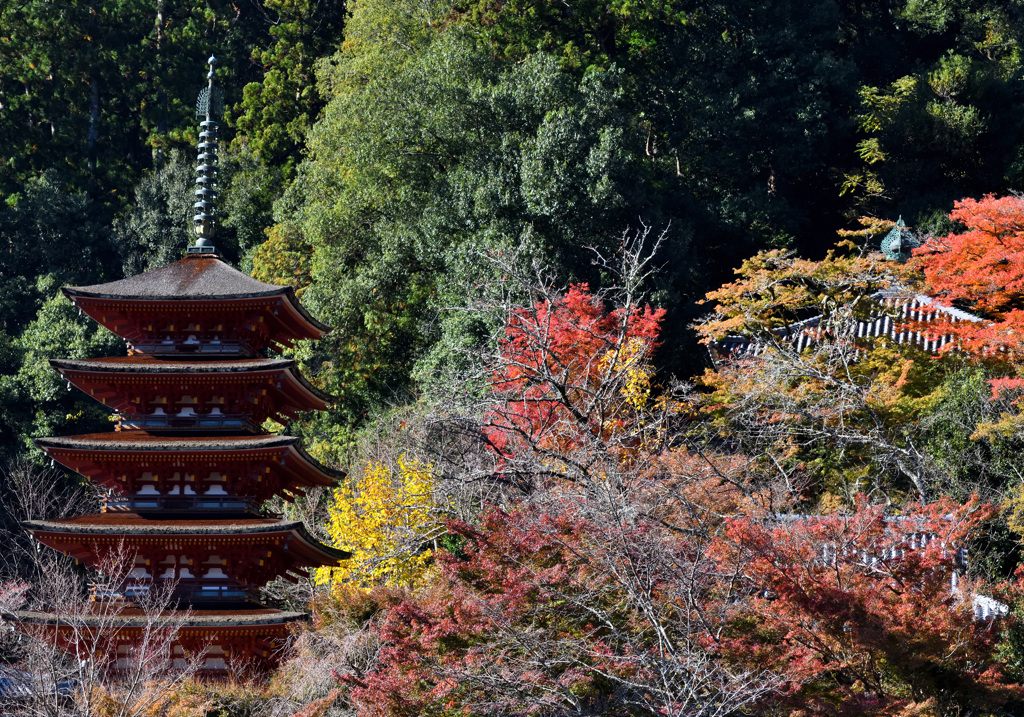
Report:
53,356,315,379
36,432,341,487
51,356,331,418
9,607,306,627
28,511,338,538
63,254,329,347
7,606,303,676
6,607,305,676
24,512,349,561
37,431,323,454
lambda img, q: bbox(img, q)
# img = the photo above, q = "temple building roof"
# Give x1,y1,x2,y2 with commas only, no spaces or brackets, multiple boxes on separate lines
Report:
710,289,986,361
50,356,331,421
26,512,337,542
24,513,350,566
38,432,302,451
52,356,295,374
880,216,921,263
35,432,341,478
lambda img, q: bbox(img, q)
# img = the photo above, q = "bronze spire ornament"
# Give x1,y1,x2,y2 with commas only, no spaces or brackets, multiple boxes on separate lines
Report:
189,55,222,255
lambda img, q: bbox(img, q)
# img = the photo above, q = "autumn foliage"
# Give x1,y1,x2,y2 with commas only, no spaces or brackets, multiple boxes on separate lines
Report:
485,284,665,479
913,194,1024,426
319,455,442,588
342,501,771,717
274,266,1024,717
915,195,1024,361
711,496,1022,715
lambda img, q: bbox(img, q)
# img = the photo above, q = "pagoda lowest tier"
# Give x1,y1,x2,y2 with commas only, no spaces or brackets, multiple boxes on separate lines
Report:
22,513,350,604
51,356,329,431
64,253,329,355
36,433,341,511
11,607,305,676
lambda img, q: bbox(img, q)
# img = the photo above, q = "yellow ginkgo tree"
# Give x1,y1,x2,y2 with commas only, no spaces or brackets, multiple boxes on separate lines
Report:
318,454,443,588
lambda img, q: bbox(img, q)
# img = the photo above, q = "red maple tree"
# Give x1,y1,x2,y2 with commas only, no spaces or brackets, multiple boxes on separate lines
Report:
341,500,775,717
710,496,1023,715
915,194,1024,365
484,283,665,481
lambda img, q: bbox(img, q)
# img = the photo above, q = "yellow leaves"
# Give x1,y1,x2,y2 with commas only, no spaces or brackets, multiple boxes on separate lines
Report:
317,454,442,588
1003,480,1024,536
837,216,897,239
600,336,654,411
252,223,314,296
971,412,1024,442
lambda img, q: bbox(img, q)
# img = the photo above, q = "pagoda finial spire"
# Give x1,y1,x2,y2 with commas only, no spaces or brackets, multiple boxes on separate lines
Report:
189,55,222,255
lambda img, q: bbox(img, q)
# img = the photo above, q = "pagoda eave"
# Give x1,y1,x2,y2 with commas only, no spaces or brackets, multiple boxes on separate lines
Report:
50,357,332,418
6,608,306,678
7,609,307,631
63,255,330,346
24,515,350,563
35,433,343,493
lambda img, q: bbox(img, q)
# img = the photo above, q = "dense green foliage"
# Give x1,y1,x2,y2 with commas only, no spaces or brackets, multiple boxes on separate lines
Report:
266,0,1024,443
4,0,1024,456
0,0,345,458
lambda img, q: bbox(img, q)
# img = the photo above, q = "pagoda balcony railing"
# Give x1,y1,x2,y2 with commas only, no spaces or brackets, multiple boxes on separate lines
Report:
105,495,256,512
129,338,249,356
118,413,256,431
186,585,258,602
91,581,258,604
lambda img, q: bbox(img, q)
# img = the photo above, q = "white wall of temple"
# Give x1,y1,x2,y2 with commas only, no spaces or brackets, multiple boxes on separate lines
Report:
131,470,233,496
170,643,230,671
130,642,232,671
125,553,243,584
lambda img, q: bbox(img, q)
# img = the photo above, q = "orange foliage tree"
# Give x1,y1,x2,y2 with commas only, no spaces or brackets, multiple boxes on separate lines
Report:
915,195,1024,362
914,194,1024,429
693,246,949,501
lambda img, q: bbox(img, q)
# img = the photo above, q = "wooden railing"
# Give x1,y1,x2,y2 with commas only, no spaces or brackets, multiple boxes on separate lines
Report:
104,495,256,512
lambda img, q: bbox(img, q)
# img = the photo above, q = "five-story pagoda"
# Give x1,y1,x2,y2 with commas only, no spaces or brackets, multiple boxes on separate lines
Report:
10,58,346,679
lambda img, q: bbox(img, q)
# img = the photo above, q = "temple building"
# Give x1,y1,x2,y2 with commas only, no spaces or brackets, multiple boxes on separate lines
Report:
9,58,346,679
709,216,983,362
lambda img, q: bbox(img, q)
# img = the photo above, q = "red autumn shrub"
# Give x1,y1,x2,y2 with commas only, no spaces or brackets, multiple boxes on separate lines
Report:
710,495,1024,715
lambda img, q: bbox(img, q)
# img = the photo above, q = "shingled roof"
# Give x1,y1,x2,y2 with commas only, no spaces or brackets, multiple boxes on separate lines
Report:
24,513,351,560
35,432,344,490
64,254,330,334
50,355,333,408
7,607,309,627
26,513,302,533
711,290,986,361
36,432,298,451
69,255,286,300
51,356,293,373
